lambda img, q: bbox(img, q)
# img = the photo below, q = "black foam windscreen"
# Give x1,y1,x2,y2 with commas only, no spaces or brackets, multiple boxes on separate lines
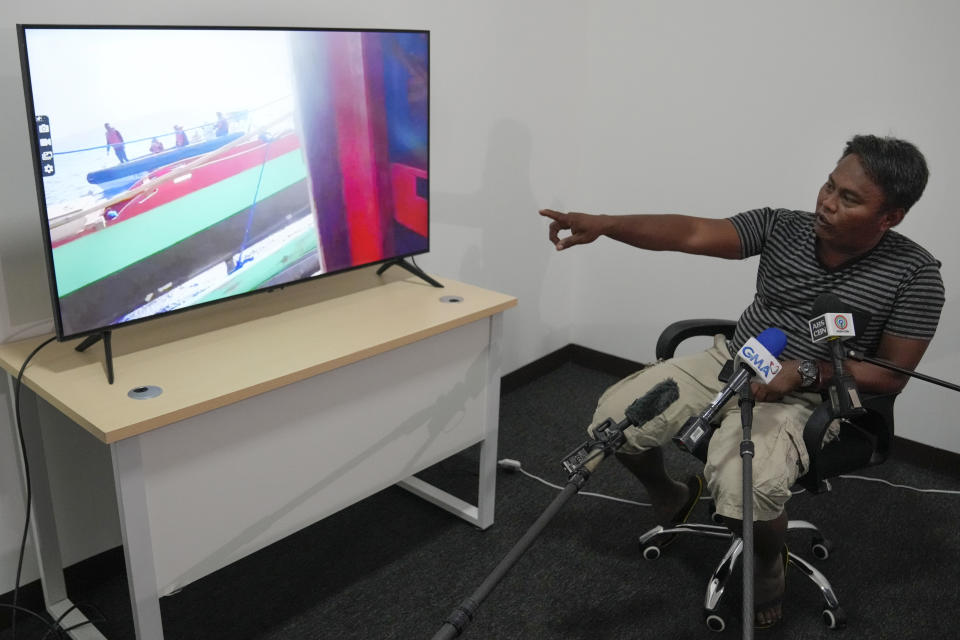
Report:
810,292,844,318
623,378,680,427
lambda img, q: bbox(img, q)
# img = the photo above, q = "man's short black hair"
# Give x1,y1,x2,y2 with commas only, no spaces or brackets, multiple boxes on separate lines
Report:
842,135,929,213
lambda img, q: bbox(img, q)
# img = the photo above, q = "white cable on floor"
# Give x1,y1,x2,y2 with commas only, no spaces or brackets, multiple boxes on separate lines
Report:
839,473,960,495
520,466,652,507
499,458,703,507
498,459,960,506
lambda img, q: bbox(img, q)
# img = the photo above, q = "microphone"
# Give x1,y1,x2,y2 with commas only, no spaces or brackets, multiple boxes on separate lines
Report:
808,293,855,375
561,379,680,474
673,328,787,457
808,293,866,418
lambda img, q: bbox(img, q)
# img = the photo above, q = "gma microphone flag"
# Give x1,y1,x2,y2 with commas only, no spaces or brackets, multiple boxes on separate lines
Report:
737,337,783,384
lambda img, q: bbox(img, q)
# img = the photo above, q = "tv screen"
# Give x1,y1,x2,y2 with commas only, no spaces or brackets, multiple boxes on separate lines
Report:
17,25,430,340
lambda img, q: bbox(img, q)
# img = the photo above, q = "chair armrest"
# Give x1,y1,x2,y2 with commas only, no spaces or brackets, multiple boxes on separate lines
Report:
801,401,838,467
803,392,897,460
656,319,737,361
800,392,897,493
858,393,897,462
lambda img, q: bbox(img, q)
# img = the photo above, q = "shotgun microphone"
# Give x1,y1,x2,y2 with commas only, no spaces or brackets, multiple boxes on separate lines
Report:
673,327,787,457
562,379,680,474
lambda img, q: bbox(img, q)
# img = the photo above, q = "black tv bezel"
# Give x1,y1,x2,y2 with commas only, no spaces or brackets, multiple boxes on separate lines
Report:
16,23,430,342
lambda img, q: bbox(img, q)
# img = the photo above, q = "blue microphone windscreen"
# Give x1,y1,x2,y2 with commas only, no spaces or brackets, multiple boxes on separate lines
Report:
756,327,788,357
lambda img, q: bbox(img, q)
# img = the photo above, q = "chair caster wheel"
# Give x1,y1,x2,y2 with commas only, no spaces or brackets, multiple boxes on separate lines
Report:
812,535,834,560
705,612,726,632
708,503,724,525
822,606,847,629
641,544,661,560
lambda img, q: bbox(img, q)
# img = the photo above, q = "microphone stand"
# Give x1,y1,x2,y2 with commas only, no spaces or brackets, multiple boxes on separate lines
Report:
737,383,756,640
826,341,866,419
431,379,680,638
429,417,624,640
845,349,960,393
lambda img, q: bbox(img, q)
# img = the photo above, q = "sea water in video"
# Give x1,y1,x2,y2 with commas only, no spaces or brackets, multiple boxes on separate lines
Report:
21,27,429,337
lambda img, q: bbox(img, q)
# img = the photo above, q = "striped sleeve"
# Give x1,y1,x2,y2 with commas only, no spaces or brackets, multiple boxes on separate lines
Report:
727,207,776,258
885,262,945,340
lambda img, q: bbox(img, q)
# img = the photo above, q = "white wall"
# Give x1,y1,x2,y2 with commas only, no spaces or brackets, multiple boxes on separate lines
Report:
562,2,959,454
1,0,958,593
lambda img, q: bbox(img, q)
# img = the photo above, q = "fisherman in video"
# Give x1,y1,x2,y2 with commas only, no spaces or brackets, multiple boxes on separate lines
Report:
539,134,944,628
104,122,128,163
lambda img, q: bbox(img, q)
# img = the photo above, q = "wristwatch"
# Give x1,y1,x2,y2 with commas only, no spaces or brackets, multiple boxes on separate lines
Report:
797,359,820,390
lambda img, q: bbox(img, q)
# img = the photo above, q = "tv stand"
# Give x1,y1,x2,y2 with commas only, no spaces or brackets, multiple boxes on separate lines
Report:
75,330,114,385
377,258,443,288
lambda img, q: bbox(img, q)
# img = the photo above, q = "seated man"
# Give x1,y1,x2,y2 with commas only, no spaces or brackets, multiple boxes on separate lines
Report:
539,134,944,627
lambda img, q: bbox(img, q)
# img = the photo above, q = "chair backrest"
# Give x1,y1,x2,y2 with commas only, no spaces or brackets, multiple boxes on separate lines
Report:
655,319,736,361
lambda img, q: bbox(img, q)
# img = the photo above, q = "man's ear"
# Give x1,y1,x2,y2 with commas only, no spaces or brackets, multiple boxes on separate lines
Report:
881,207,906,230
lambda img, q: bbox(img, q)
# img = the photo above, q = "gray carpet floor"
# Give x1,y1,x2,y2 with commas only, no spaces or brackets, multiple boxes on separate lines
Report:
3,361,959,639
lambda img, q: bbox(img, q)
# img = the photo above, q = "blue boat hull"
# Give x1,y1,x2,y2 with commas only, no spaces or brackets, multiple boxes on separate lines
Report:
87,132,244,193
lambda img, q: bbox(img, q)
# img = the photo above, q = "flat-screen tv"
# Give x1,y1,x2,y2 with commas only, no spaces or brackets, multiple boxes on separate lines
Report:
17,25,430,340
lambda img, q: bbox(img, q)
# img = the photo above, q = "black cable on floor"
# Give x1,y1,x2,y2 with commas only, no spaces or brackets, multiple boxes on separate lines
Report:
8,336,56,639
0,603,65,639
8,336,111,639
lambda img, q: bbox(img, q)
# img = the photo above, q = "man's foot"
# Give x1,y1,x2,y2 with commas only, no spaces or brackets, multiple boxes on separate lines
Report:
754,547,787,628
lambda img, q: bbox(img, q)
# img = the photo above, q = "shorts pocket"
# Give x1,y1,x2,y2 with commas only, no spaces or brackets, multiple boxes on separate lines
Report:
786,430,808,477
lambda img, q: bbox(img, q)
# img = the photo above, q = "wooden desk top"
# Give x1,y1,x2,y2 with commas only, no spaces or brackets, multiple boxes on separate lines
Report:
0,269,516,444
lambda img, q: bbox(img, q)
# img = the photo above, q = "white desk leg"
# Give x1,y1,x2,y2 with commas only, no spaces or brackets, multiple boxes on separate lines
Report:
475,312,503,530
398,313,502,530
5,374,108,640
110,437,164,640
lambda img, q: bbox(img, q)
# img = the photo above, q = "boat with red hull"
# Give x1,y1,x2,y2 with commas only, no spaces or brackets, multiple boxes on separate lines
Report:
54,131,303,250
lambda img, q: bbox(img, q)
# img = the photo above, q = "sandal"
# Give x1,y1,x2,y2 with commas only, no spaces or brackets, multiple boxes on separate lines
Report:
754,544,789,629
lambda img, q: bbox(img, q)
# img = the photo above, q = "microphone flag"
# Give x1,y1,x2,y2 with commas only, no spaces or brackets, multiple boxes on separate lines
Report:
808,293,857,342
736,327,786,383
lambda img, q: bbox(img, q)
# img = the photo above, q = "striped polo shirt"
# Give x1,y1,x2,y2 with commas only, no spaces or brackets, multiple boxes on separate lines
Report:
727,208,945,362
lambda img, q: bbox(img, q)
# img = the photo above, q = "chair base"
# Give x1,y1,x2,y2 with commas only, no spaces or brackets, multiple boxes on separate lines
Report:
637,519,847,631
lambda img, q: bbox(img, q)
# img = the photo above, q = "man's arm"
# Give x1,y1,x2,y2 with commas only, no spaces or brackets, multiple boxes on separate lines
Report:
539,209,743,259
821,333,931,395
753,333,930,401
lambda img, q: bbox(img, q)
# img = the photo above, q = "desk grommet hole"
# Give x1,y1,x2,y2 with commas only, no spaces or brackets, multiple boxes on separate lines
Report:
440,295,464,304
128,385,163,399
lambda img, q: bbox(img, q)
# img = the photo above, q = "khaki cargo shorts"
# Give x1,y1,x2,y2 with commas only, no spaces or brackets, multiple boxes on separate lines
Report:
588,335,824,521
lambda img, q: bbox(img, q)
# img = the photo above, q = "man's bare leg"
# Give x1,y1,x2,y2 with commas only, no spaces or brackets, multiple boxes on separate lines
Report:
726,511,789,627
615,447,692,525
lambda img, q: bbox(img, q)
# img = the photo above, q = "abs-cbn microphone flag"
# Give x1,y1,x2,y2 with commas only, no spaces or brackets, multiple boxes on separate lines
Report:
809,312,856,343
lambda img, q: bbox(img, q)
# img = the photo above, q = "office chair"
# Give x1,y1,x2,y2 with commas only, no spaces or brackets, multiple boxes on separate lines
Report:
636,319,896,632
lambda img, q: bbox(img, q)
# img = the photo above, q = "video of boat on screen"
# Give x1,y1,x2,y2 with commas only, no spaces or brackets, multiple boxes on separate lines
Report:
22,28,429,337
